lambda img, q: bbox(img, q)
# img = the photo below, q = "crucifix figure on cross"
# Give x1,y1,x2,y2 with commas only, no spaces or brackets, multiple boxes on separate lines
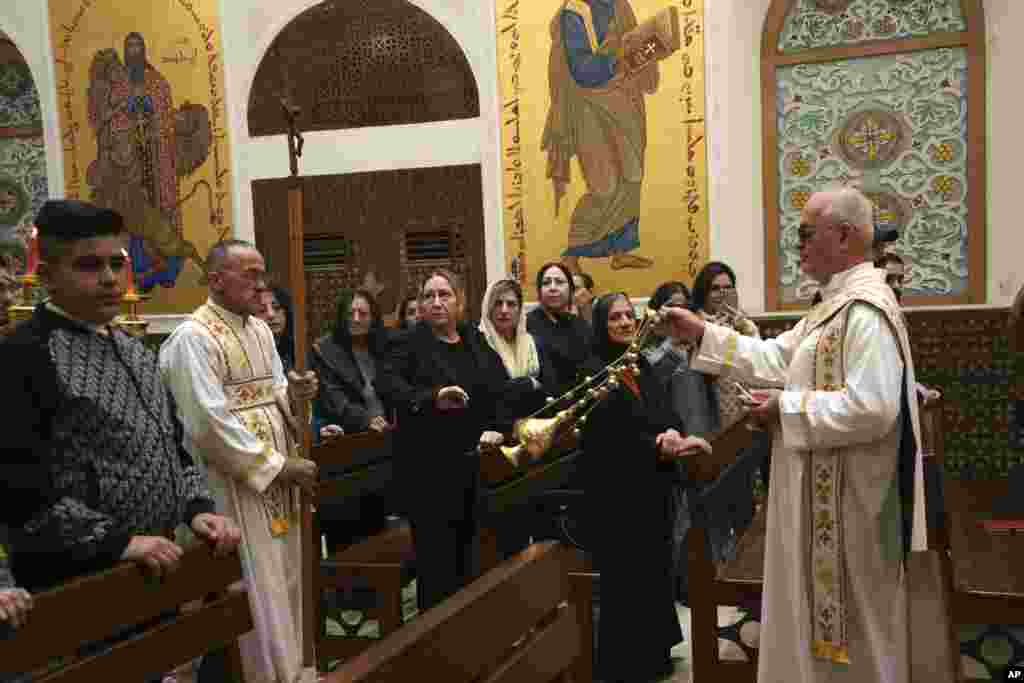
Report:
279,94,304,178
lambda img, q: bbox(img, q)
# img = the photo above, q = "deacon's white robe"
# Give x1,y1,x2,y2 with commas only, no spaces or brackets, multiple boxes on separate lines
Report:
692,263,919,683
159,299,316,683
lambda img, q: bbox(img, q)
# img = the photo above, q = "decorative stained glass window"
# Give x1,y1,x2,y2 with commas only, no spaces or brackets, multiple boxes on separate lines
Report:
762,0,985,309
779,0,966,53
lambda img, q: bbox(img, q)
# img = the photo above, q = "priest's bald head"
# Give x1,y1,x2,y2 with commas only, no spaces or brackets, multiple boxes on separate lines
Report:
797,187,874,285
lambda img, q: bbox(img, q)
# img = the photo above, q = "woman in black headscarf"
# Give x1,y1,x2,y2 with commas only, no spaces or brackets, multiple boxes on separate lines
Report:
580,292,711,682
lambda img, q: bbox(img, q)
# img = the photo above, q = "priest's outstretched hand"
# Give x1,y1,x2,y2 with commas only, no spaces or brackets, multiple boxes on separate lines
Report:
660,306,707,344
191,512,242,558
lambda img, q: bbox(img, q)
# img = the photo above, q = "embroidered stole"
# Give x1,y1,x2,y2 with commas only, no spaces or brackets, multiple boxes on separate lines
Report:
807,307,851,664
801,287,922,665
192,304,300,538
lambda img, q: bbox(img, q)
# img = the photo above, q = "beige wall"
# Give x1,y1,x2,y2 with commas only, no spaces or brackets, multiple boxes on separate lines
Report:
2,0,1020,319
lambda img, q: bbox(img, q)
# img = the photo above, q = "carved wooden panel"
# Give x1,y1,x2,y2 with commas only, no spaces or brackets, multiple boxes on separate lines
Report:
248,0,479,135
251,164,485,348
752,307,1017,478
306,268,361,340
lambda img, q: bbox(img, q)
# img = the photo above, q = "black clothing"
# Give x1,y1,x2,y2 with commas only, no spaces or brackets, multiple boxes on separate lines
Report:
526,307,594,399
377,321,507,610
311,334,391,434
0,305,214,592
579,357,684,681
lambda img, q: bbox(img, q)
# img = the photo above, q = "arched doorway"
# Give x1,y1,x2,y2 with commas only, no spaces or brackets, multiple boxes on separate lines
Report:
247,0,487,340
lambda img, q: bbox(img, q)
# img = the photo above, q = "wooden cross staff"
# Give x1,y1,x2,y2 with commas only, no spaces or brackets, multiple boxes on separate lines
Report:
279,94,316,669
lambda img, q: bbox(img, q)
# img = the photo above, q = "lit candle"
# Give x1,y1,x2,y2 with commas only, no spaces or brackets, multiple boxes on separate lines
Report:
25,226,39,276
122,248,136,297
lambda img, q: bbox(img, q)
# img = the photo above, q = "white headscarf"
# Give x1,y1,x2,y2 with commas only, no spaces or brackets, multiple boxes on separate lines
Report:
479,279,541,379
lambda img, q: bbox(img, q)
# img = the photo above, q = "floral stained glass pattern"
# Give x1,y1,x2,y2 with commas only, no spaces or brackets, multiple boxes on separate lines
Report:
776,48,969,303
778,0,966,53
0,137,49,236
0,60,42,128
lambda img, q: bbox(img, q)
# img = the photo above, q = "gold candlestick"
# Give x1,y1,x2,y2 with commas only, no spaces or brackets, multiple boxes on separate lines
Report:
117,290,151,338
7,272,39,324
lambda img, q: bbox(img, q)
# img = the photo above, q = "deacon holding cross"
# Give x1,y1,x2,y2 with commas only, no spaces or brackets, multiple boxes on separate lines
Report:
160,239,319,683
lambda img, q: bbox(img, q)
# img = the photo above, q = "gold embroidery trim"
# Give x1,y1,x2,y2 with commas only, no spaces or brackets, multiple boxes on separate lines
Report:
722,331,739,373
223,375,277,411
808,308,851,665
812,640,850,665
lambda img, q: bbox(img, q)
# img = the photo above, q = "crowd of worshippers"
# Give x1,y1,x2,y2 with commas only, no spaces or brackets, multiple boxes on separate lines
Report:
0,190,953,683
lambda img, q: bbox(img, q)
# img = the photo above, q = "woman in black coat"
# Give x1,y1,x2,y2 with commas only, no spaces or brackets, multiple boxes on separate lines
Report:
311,288,393,435
580,292,711,682
526,261,594,398
377,269,509,611
310,289,395,549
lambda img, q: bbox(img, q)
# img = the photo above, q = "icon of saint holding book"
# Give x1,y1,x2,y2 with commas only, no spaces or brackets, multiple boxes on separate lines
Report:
542,1,680,272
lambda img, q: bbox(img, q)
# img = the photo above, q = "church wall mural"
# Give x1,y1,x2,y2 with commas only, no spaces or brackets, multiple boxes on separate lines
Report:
48,0,233,313
0,37,48,248
495,0,710,298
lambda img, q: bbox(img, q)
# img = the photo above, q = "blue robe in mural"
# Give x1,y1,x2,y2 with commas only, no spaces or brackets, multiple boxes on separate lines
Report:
543,0,658,259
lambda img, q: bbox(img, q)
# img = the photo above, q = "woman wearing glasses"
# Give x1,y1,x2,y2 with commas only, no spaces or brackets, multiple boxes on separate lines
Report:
691,261,761,429
690,261,768,565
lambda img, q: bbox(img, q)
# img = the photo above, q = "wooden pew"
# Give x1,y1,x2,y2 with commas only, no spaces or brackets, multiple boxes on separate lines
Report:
683,416,762,683
926,397,1024,682
312,431,411,670
329,540,578,683
0,543,251,682
311,430,583,671
315,430,395,506
477,439,582,572
685,399,954,683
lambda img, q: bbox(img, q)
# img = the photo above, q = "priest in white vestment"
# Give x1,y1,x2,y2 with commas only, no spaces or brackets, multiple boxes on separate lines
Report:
665,188,930,683
159,240,319,683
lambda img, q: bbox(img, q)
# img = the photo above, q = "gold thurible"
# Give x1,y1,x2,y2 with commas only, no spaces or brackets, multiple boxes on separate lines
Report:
485,301,666,469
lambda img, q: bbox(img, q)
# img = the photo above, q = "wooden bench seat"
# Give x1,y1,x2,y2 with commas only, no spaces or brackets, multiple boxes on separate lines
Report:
319,520,416,668
329,540,578,683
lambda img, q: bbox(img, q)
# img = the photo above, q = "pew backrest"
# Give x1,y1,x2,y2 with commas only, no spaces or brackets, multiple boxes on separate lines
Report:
330,540,577,683
0,544,251,682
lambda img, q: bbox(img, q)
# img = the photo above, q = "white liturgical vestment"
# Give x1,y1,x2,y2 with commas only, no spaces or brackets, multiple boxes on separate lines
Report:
691,262,926,683
160,299,315,683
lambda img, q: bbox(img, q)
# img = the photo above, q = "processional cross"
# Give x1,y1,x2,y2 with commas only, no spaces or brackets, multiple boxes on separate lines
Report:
279,93,317,670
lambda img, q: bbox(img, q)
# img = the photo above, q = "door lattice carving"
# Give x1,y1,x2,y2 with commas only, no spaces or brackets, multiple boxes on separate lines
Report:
248,0,479,135
251,165,485,347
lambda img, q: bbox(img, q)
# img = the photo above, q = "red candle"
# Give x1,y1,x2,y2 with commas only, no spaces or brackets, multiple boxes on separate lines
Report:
25,226,39,276
122,248,136,296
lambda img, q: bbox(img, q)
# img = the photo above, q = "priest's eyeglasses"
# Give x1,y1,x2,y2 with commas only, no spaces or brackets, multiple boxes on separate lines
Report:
798,221,849,244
